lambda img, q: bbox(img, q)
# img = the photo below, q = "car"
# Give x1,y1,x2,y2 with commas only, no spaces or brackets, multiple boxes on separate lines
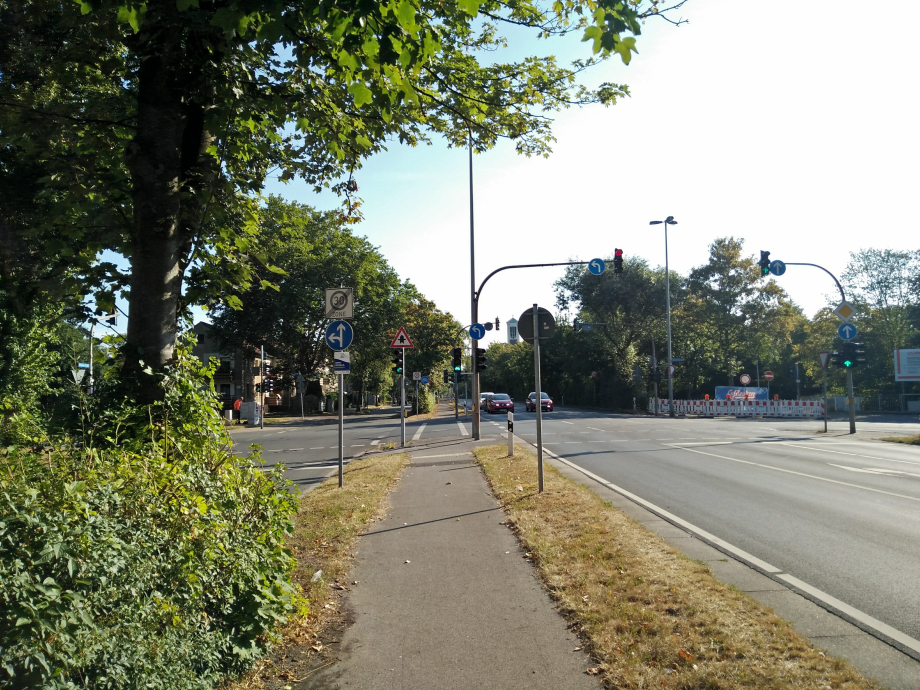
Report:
525,391,553,412
479,392,493,407
486,393,514,414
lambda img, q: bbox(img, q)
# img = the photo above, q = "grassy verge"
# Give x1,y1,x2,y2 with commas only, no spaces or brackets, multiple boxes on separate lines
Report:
881,434,920,445
226,453,407,689
473,444,879,689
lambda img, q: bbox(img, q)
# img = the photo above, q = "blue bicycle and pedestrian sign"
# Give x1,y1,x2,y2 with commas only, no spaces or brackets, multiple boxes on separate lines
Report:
325,320,354,350
837,322,858,341
588,258,606,275
421,375,429,384
469,323,486,339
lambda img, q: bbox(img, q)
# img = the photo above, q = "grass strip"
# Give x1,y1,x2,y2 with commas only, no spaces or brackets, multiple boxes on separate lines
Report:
473,444,880,689
226,452,407,689
881,434,920,445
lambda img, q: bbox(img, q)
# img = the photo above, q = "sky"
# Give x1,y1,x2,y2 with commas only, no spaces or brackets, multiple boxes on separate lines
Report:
220,0,918,349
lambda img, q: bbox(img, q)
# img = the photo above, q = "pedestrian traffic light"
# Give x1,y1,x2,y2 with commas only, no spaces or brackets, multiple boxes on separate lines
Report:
614,248,624,274
255,383,261,393
391,352,402,373
573,317,581,332
759,251,771,276
451,347,462,372
474,347,488,371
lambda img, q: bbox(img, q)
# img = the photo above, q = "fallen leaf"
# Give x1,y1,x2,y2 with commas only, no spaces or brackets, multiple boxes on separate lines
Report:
352,580,359,585
678,649,694,662
586,667,601,675
446,481,452,485
515,485,524,492
310,569,323,582
573,646,582,651
331,583,346,590
311,643,323,652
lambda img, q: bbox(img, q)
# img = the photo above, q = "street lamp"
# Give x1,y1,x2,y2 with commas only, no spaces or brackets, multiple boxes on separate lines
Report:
649,216,678,417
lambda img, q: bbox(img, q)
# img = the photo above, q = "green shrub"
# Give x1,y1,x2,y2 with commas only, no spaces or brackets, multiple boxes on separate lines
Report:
417,390,435,414
0,346,299,689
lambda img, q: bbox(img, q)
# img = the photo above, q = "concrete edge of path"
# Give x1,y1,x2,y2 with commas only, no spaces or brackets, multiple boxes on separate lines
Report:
502,433,920,690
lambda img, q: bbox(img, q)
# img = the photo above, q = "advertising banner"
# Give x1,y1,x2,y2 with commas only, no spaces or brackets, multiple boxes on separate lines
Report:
715,386,769,401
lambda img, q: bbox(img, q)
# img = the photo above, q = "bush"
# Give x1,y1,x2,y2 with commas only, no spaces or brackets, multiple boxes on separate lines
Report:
416,390,435,414
0,346,300,689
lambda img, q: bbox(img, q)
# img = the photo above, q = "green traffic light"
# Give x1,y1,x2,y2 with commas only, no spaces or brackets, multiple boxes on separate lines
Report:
844,360,852,367
453,365,461,371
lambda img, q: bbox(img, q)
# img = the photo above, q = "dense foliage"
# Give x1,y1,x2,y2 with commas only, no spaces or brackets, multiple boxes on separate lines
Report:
0,345,299,688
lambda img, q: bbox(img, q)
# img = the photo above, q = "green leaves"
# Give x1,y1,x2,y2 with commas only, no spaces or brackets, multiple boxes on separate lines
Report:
348,81,374,107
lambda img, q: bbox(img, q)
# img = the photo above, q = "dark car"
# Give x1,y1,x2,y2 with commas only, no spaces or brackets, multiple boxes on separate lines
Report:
487,393,514,414
525,392,553,412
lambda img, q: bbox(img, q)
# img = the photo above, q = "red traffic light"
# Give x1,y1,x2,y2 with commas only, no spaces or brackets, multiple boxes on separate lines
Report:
614,249,623,257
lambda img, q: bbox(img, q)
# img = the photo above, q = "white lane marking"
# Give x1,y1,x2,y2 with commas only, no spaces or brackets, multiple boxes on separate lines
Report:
777,573,920,655
564,442,578,444
780,442,920,467
310,446,324,450
350,444,364,447
411,453,472,459
829,463,920,479
671,441,733,446
679,437,697,440
457,421,469,436
370,440,381,446
536,445,780,574
412,424,427,441
560,421,575,425
290,448,304,451
588,427,604,431
669,446,920,504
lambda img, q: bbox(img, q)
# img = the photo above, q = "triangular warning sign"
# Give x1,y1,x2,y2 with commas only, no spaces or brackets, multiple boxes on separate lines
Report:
390,326,414,348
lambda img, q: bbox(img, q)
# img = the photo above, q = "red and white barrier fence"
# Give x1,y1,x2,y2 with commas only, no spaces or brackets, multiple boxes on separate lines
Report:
649,399,825,418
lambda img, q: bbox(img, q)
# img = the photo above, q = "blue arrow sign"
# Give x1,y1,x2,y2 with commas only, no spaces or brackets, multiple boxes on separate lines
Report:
325,320,354,350
469,323,486,340
421,375,429,384
837,322,858,341
588,258,606,275
769,260,786,276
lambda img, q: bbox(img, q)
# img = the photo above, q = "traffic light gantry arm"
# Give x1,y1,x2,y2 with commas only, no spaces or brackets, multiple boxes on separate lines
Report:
473,260,593,304
782,262,847,302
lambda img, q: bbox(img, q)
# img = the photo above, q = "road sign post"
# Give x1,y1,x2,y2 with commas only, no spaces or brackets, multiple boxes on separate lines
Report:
519,304,557,493
817,352,829,433
847,369,856,435
338,372,344,487
389,328,413,446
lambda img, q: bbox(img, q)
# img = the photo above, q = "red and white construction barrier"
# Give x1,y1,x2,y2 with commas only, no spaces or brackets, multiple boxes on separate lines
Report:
649,399,825,418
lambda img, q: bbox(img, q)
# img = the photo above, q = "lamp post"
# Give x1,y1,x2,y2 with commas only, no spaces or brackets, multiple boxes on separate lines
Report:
649,216,678,417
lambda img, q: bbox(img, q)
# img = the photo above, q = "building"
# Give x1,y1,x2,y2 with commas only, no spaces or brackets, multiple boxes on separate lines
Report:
190,322,275,407
506,318,519,344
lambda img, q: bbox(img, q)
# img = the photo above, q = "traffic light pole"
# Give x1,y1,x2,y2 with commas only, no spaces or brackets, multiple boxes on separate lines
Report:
532,304,544,493
847,369,856,434
400,349,406,447
338,372,344,487
454,372,459,419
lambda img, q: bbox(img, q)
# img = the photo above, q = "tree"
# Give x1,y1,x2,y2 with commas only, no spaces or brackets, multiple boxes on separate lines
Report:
1,0,686,402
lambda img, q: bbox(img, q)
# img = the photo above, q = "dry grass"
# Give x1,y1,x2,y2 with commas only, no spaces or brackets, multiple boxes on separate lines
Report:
473,444,880,690
225,452,407,689
881,434,920,446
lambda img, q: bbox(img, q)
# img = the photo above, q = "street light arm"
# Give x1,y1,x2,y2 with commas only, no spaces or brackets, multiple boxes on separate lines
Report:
474,261,590,303
784,263,846,302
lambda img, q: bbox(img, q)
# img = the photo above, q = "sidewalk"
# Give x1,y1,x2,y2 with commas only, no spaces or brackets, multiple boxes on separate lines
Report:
304,427,599,688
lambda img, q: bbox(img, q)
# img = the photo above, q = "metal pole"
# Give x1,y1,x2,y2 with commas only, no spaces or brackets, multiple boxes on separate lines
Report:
338,373,344,487
756,359,760,388
400,350,406,446
665,224,674,417
88,321,95,395
469,130,481,441
533,304,544,493
651,336,658,416
847,369,856,434
415,380,419,417
823,366,828,433
300,378,305,420
260,345,265,429
454,372,459,418
795,362,801,401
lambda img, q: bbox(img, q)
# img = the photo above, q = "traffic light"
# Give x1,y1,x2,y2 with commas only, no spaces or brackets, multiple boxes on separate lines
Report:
443,370,451,384
255,383,261,393
614,248,624,274
831,351,845,368
850,342,866,368
650,369,662,383
391,351,402,373
474,347,488,371
495,317,501,330
839,342,866,368
266,376,274,392
759,251,771,276
451,347,462,372
573,317,581,332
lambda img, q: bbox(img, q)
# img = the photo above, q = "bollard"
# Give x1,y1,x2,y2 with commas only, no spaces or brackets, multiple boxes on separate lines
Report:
507,411,514,456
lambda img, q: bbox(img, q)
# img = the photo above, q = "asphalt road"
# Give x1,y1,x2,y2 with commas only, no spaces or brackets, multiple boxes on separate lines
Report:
231,406,920,658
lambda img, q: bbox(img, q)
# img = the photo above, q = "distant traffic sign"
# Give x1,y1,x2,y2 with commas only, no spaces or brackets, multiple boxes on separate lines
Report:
818,351,831,369
833,300,857,322
469,323,486,340
412,371,421,381
764,371,774,381
588,258,606,275
325,288,354,319
837,323,858,341
667,365,676,378
769,260,786,276
421,375,429,384
739,373,752,385
390,327,414,348
325,320,354,350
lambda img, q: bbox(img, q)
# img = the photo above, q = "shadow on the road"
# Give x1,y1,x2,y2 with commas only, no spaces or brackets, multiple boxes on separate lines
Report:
361,507,500,536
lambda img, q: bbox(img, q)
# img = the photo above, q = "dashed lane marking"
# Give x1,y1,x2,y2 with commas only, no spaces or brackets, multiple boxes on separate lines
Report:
412,424,427,441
